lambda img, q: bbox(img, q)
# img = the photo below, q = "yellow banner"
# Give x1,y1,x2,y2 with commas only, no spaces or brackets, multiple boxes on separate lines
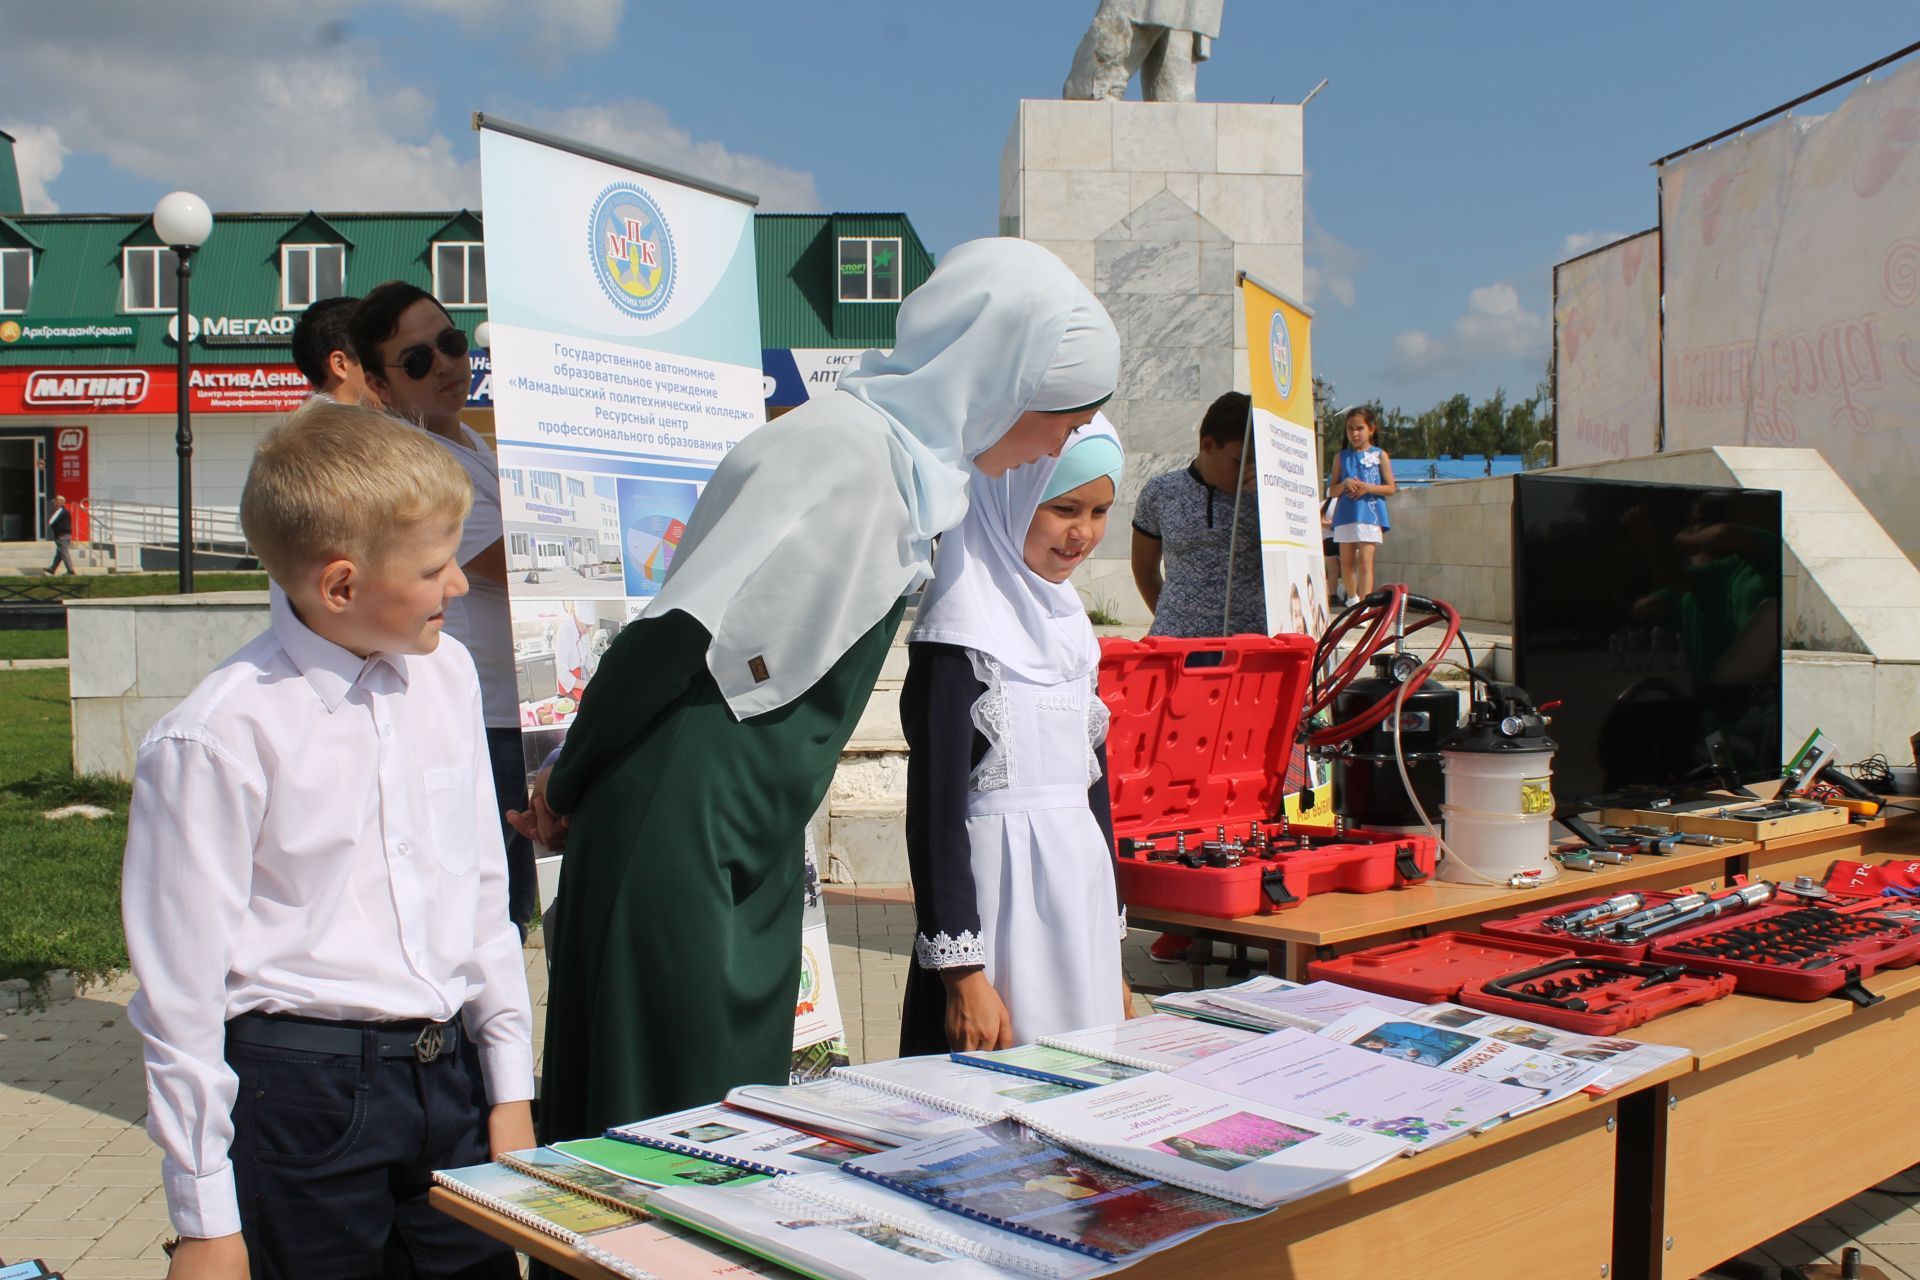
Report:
1243,275,1314,429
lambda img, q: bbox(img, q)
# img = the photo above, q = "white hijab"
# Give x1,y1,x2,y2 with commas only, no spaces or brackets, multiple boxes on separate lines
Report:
910,414,1124,685
646,238,1119,719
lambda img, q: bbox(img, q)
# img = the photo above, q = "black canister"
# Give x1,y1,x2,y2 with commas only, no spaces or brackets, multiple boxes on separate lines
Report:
1331,655,1460,829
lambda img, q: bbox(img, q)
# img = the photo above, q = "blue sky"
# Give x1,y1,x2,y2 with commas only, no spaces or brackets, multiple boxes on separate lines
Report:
3,2,1916,413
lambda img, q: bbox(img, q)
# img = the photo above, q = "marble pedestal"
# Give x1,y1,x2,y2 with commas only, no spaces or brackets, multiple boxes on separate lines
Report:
1001,99,1304,624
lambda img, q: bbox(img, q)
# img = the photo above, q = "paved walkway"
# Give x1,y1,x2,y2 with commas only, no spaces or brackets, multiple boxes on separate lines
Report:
3,889,1915,1277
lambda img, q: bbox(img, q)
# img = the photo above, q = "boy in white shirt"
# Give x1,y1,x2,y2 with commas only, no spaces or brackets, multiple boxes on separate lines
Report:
123,401,534,1280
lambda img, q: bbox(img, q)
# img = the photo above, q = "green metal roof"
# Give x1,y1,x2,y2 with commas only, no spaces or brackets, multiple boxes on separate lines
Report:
0,207,931,366
753,213,934,348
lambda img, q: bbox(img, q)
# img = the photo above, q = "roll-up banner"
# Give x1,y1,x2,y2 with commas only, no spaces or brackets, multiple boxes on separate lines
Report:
1239,272,1328,636
1552,229,1661,465
1240,272,1331,819
475,116,847,1080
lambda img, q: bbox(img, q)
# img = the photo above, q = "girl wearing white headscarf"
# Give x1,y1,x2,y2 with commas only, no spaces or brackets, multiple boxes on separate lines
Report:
898,415,1130,1054
532,240,1119,1142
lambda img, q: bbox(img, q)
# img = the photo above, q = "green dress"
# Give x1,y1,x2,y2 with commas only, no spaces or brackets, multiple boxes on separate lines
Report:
537,599,907,1142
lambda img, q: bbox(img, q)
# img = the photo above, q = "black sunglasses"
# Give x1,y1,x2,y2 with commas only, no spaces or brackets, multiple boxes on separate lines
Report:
383,327,469,381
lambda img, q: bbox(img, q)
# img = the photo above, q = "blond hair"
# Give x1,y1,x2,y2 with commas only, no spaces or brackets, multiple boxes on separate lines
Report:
241,400,473,583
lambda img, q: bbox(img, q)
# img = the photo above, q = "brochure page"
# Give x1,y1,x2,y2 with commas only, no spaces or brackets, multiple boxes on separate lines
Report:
1314,1010,1609,1108
844,1121,1262,1264
951,1044,1151,1089
1037,1015,1262,1071
838,1055,1078,1119
1399,1004,1688,1093
728,1077,981,1147
1009,1074,1408,1208
610,1103,875,1175
1170,1027,1537,1144
1205,980,1422,1033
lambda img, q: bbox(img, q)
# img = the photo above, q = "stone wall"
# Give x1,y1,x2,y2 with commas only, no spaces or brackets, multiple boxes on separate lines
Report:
68,592,270,778
1004,99,1303,625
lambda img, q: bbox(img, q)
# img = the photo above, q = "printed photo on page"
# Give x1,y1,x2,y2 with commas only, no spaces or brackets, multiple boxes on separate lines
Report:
844,1121,1261,1264
610,1103,873,1174
1036,1014,1262,1071
1315,1010,1609,1104
1169,1027,1538,1144
1204,980,1422,1034
1009,1075,1408,1208
1400,1004,1688,1093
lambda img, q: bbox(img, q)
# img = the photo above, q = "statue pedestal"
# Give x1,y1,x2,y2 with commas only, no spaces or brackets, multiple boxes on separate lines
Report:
1001,98,1304,622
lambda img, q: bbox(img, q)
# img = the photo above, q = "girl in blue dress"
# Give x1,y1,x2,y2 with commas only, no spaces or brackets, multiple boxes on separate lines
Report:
1327,406,1397,605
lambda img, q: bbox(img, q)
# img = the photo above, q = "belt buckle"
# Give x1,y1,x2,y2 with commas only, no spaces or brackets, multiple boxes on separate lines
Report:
413,1024,446,1063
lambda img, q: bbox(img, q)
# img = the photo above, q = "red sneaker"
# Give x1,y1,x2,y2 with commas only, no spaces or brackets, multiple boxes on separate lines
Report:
1149,932,1193,964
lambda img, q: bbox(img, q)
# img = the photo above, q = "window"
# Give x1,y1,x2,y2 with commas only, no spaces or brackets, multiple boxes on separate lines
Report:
509,532,530,557
566,477,586,500
434,242,488,307
0,248,31,314
838,237,902,303
501,467,525,497
281,244,346,309
123,247,182,312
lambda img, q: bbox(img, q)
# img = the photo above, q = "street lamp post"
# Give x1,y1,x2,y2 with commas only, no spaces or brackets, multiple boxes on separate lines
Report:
154,192,213,593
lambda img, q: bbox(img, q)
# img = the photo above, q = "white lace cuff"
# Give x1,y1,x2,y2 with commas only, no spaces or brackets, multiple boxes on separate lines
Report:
916,929,986,969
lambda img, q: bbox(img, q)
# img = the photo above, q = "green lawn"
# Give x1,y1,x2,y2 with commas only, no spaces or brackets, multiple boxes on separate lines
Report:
0,668,131,985
0,571,268,599
0,630,68,661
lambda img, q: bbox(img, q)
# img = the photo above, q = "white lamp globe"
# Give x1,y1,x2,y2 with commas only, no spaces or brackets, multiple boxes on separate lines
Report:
474,320,492,350
153,191,213,248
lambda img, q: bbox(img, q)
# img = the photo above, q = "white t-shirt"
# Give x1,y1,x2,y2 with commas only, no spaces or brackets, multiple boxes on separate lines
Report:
420,423,517,728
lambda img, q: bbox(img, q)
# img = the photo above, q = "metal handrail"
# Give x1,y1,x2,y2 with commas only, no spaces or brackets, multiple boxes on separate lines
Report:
84,499,251,552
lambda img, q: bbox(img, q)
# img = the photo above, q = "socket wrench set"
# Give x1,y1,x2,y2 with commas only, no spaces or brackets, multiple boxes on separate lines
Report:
1646,895,1920,1003
1456,959,1737,1036
1101,635,1437,919
1481,890,1703,961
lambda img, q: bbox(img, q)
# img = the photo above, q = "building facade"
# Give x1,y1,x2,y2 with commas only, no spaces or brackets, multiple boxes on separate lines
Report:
0,132,930,550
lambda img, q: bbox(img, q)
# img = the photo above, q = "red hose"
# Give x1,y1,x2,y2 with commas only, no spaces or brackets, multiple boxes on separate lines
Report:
1305,584,1462,747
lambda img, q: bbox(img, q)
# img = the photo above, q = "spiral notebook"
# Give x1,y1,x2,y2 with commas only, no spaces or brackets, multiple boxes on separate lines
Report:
430,1161,636,1246
499,1146,660,1213
1150,975,1301,1029
646,1171,1096,1280
843,1121,1262,1264
948,1043,1150,1089
574,1217,788,1280
550,1136,773,1191
1004,1070,1409,1208
725,1076,980,1148
1033,1014,1263,1072
832,1055,1077,1121
609,1102,876,1176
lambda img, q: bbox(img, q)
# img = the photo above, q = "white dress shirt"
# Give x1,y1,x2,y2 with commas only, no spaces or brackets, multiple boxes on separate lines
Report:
123,588,535,1239
420,423,517,729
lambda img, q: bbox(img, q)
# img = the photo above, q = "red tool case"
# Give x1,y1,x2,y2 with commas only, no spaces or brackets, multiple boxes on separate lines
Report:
1482,891,1699,961
1457,959,1736,1036
1645,900,1920,1003
1305,932,1572,1003
1101,635,1438,918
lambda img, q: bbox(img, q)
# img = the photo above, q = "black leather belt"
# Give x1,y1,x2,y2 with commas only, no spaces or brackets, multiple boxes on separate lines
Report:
227,1013,461,1064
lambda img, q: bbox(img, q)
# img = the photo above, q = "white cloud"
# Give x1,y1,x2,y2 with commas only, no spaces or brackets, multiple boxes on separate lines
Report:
1304,204,1362,308
1560,229,1630,259
0,2,814,216
1389,280,1549,379
2,122,67,213
528,103,821,212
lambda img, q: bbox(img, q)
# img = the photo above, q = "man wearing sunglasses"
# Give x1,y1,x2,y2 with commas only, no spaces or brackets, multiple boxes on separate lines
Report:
351,281,536,937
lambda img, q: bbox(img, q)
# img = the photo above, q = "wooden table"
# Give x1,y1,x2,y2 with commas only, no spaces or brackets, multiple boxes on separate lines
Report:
433,1079,1656,1280
438,811,1920,1279
1130,812,1916,984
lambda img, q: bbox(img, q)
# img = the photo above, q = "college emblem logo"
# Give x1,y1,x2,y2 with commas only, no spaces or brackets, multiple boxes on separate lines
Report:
589,183,675,320
0,321,20,345
1269,311,1293,401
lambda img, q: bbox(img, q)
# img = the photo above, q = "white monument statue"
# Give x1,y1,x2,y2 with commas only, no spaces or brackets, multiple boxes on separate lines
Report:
1063,0,1225,103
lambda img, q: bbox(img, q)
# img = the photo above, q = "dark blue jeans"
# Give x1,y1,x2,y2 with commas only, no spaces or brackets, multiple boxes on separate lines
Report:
485,726,537,933
225,1017,519,1280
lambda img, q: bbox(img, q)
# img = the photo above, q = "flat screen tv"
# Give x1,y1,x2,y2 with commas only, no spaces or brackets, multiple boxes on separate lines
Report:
1511,473,1782,809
